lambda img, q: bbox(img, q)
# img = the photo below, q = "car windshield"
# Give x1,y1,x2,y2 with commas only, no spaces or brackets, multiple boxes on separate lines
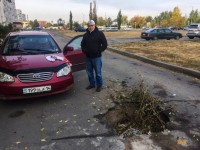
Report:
189,25,198,28
146,29,155,33
2,35,61,55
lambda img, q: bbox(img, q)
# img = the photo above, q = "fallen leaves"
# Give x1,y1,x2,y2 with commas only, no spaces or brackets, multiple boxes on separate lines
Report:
40,128,45,132
56,129,63,134
105,104,108,108
41,139,46,142
16,142,21,145
59,120,63,123
73,115,77,117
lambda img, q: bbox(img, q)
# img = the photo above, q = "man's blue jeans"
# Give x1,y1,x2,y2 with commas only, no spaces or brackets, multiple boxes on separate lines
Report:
85,57,103,87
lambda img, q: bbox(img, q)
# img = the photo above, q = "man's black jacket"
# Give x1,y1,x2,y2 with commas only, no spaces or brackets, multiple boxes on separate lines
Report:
81,26,107,59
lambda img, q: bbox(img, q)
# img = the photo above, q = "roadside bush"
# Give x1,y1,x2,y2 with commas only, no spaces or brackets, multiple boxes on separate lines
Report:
0,23,13,45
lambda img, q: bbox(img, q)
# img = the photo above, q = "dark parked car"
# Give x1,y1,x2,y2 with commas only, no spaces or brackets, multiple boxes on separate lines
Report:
74,26,86,32
141,28,183,41
34,27,42,31
168,26,178,30
0,31,85,100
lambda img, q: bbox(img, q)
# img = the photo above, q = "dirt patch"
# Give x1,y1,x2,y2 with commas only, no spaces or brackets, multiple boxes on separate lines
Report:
111,40,200,72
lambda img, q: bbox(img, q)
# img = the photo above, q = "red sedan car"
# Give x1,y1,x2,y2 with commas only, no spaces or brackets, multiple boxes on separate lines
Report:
0,31,85,100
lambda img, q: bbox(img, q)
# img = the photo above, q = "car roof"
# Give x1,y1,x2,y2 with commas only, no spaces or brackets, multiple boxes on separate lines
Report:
153,28,169,29
9,31,49,36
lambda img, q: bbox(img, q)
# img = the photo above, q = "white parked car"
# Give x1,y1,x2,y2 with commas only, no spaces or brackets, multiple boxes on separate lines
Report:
98,28,105,31
124,27,131,31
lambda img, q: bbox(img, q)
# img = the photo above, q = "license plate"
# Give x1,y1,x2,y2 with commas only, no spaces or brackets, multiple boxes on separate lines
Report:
189,31,194,33
143,34,146,36
23,85,51,94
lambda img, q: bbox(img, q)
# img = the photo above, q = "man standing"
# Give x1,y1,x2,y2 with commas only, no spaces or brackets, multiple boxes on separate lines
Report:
81,20,107,92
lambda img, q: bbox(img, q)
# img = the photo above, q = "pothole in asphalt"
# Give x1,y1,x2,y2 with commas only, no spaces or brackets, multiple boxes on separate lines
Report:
104,75,170,138
105,102,169,137
8,110,25,118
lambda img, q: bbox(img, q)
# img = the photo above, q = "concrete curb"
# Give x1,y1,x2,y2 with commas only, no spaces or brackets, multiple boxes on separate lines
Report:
108,36,188,40
107,47,200,78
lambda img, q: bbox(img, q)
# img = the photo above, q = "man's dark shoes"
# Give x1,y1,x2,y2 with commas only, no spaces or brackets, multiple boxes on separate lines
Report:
86,85,95,90
96,85,102,92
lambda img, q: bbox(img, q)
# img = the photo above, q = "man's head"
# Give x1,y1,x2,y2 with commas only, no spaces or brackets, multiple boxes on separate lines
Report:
87,20,95,32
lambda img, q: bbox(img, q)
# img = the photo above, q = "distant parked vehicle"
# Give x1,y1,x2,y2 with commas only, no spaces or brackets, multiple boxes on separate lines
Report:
104,27,110,32
34,27,42,31
183,26,189,30
98,28,104,31
141,28,182,41
105,27,118,32
168,26,178,30
124,27,131,31
142,26,151,30
74,26,86,32
186,23,200,39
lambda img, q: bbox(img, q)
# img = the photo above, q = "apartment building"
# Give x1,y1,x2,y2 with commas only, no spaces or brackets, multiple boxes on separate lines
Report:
0,0,17,25
16,9,26,21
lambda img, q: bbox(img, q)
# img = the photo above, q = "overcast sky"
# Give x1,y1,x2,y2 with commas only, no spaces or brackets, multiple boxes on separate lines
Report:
15,0,200,23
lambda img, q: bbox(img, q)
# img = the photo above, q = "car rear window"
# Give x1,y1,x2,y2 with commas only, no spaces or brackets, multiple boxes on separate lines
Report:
2,35,61,55
189,25,198,28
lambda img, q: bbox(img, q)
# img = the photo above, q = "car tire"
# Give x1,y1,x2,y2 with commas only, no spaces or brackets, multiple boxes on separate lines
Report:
188,36,194,39
175,36,180,40
153,36,158,40
167,38,170,40
146,39,150,41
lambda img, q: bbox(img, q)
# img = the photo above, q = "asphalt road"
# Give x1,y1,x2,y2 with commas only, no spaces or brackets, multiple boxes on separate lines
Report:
0,31,200,150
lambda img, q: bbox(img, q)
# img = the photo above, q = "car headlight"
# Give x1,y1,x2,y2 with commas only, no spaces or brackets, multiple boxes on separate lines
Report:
0,72,15,82
57,66,71,77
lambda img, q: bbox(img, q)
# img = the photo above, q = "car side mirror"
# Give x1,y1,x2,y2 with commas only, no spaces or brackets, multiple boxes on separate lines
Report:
63,46,74,52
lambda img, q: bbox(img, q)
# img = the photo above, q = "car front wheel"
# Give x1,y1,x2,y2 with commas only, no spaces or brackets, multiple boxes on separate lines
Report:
175,36,180,40
153,36,158,40
188,36,194,39
146,39,150,41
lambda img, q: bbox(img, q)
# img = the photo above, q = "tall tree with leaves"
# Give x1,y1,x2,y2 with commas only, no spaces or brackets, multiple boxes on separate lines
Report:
121,15,128,25
145,16,153,22
97,17,105,26
33,19,39,28
117,9,122,30
92,0,97,24
73,21,80,28
69,11,73,30
105,17,112,26
170,7,182,27
130,16,146,28
188,9,200,24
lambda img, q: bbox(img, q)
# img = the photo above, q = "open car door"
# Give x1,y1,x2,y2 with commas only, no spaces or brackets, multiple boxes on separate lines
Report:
63,35,86,72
